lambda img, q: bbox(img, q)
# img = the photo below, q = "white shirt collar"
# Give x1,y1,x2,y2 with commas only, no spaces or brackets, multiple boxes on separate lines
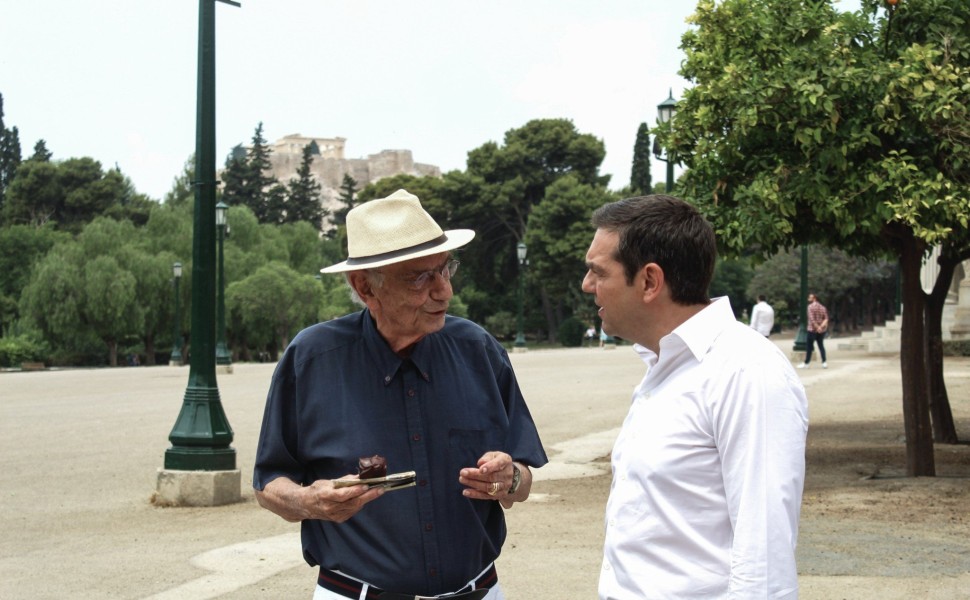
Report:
632,296,735,364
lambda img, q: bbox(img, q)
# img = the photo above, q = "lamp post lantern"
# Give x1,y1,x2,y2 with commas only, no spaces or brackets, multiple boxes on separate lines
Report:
514,242,528,350
215,201,232,372
170,262,183,366
654,89,677,193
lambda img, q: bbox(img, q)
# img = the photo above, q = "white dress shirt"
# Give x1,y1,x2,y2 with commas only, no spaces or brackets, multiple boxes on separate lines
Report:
749,301,774,337
600,297,808,600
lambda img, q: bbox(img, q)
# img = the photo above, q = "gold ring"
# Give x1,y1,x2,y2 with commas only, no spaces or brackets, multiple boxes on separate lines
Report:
487,481,501,496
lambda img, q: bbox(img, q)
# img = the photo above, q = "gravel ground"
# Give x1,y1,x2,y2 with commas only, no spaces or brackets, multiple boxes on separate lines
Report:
1,338,968,599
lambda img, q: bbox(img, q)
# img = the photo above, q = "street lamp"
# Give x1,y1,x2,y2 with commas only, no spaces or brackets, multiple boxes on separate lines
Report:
170,262,183,366
161,0,239,489
514,242,528,351
215,201,232,372
793,245,809,352
653,88,677,193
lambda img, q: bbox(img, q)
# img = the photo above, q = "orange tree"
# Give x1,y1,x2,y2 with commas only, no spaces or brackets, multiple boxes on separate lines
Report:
660,0,970,475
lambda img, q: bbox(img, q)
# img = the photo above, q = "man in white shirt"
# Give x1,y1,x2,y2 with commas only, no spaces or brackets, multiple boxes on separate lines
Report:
750,294,775,337
581,195,808,599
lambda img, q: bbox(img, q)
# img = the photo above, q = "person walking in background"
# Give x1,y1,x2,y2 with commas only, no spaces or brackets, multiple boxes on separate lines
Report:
581,194,808,599
798,292,829,369
749,294,775,337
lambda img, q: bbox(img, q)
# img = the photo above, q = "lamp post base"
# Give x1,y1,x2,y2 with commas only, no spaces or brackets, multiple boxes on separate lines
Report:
153,468,241,507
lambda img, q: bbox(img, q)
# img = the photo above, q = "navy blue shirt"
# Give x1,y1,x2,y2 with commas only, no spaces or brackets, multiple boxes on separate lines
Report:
253,310,547,595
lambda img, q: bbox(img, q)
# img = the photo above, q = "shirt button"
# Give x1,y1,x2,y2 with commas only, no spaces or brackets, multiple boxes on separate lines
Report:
609,519,616,527
603,563,611,572
384,375,391,383
407,389,416,397
425,523,433,531
428,568,437,577
412,434,422,442
419,479,428,486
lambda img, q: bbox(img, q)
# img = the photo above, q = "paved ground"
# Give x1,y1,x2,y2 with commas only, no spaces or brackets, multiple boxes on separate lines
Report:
1,336,968,599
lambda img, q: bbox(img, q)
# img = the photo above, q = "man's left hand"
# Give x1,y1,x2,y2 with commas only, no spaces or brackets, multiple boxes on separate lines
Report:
459,451,530,507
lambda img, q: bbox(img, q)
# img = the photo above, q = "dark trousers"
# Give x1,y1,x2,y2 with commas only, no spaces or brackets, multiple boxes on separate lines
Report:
806,331,827,363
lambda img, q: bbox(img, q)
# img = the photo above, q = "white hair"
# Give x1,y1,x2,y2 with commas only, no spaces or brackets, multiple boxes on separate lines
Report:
347,270,384,307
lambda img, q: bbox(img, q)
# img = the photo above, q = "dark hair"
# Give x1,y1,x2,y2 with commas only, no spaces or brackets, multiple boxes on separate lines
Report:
758,294,767,302
590,194,715,305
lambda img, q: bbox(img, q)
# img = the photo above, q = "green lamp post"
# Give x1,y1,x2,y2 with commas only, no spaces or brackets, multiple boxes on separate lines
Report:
653,89,677,193
169,262,183,366
215,201,232,370
163,0,239,472
514,241,528,349
793,245,809,352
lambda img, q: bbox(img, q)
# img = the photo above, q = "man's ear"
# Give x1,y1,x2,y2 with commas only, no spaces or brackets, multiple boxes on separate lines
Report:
640,263,665,303
348,271,374,302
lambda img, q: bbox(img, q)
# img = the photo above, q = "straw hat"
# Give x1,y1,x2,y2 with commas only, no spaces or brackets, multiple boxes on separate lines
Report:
321,189,475,273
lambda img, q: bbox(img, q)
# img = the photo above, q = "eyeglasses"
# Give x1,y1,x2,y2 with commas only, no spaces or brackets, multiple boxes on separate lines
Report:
385,259,460,291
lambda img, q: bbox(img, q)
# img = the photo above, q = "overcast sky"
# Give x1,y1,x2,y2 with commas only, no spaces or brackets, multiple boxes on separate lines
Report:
1,0,861,201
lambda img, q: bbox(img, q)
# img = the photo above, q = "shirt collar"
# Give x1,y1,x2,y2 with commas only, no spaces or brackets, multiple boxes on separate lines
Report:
632,296,736,364
361,309,433,385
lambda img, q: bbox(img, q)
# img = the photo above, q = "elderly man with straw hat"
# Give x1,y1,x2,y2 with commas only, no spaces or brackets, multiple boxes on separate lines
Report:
254,189,547,600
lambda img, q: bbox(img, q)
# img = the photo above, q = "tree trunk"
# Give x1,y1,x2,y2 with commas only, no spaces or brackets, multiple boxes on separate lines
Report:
896,229,935,476
925,257,959,443
541,287,557,343
143,332,156,366
108,340,118,367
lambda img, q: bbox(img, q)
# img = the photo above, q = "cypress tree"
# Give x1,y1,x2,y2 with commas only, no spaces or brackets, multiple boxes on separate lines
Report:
630,122,652,196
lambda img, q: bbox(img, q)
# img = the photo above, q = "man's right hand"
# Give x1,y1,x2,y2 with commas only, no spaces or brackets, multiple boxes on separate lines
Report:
255,476,384,523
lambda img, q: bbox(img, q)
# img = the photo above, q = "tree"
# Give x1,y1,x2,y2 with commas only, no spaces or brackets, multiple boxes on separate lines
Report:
30,140,52,162
630,122,653,195
165,155,195,208
0,93,22,213
746,247,897,331
1,156,129,231
284,143,326,230
226,262,323,358
525,175,614,333
331,172,358,233
221,123,279,223
446,119,609,335
664,0,970,475
0,224,65,336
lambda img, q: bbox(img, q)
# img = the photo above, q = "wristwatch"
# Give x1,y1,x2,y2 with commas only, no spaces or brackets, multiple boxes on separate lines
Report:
508,463,521,495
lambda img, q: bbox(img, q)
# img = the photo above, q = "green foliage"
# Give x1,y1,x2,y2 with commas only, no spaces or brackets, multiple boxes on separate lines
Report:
164,156,195,208
525,175,613,321
226,261,324,354
1,156,133,232
30,139,52,162
222,123,280,223
709,257,754,318
0,224,66,334
630,122,652,195
747,247,896,328
283,144,326,230
557,316,587,347
484,311,516,340
942,340,970,357
0,93,22,213
0,334,45,367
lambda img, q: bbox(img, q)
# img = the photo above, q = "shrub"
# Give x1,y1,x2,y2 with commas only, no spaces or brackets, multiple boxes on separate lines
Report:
558,316,587,347
943,340,970,357
0,335,46,368
485,311,516,340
